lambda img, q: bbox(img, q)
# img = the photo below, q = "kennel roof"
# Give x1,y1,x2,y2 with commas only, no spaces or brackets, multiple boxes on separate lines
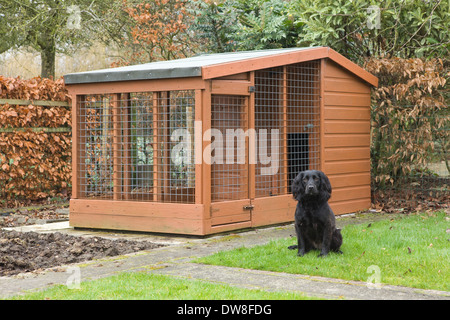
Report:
64,46,378,87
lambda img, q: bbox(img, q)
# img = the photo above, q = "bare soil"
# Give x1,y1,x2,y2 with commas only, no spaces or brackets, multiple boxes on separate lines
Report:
0,230,164,276
0,202,166,277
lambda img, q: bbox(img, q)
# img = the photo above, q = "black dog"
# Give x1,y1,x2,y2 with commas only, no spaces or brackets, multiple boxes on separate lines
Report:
288,170,343,257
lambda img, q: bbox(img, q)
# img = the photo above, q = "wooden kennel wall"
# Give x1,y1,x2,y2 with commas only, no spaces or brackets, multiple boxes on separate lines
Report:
65,47,378,235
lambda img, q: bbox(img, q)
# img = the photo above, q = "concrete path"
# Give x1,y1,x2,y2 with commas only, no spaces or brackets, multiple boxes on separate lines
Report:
1,216,449,300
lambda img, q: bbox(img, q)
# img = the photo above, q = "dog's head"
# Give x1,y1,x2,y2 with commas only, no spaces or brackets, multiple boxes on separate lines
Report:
292,170,332,202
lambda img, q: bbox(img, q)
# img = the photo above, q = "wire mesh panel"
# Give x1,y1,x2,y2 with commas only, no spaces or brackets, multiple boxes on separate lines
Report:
77,90,195,203
286,61,321,186
125,92,155,201
254,60,320,197
211,95,248,202
78,95,115,199
254,66,284,197
154,90,196,203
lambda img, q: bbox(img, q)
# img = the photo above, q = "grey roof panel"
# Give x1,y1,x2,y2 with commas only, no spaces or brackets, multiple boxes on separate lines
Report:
64,47,320,84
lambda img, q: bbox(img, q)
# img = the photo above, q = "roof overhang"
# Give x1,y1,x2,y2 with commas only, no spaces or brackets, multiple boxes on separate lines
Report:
201,47,378,87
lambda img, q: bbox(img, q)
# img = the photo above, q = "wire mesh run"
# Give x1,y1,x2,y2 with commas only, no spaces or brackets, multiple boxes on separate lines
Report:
211,95,249,202
255,60,320,197
77,90,195,203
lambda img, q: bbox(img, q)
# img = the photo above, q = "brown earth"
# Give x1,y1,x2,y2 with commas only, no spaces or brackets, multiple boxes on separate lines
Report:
0,230,164,276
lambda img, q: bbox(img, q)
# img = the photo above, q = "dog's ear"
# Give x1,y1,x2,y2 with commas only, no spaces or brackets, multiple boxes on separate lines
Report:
319,171,332,201
292,172,304,201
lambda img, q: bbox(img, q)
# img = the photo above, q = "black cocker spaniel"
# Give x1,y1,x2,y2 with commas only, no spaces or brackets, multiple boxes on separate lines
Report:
288,170,343,257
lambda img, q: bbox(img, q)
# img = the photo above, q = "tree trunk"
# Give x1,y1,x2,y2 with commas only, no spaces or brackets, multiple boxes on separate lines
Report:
40,43,56,79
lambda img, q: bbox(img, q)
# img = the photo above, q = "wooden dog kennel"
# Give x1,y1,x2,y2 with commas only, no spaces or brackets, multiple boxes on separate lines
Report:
64,47,378,235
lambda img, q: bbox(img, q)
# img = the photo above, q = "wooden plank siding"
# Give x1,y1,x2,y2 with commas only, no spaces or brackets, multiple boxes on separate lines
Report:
322,59,372,214
70,199,207,234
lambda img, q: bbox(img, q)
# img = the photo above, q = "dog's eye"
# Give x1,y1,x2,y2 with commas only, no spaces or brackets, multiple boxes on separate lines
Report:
303,177,308,183
313,176,319,181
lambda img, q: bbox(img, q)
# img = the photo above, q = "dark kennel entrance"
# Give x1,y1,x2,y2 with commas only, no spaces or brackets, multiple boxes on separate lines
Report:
287,132,310,192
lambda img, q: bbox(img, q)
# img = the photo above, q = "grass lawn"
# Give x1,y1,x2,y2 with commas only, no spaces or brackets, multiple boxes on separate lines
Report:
9,272,319,300
197,211,450,291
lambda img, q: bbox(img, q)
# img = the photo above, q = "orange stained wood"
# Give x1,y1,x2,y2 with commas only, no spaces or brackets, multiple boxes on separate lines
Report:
112,94,121,200
194,89,203,205
251,195,296,227
201,82,212,217
202,47,378,87
210,199,251,226
211,80,252,95
330,198,371,215
65,77,205,95
122,93,132,200
321,57,372,215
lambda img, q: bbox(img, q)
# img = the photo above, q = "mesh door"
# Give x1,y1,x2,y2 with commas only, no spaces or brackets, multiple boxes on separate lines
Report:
211,95,248,202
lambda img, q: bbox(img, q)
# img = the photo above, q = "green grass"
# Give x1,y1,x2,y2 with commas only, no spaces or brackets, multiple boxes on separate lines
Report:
9,272,320,300
197,212,450,291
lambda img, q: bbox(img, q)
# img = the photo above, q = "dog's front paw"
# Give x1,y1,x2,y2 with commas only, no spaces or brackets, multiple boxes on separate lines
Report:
288,245,298,250
318,252,328,258
297,249,306,257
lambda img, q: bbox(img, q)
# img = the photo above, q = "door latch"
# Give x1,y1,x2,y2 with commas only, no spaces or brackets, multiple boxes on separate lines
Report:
243,204,254,211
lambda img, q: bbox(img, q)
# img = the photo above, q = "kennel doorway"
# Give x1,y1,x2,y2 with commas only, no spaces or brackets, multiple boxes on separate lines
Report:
210,94,252,226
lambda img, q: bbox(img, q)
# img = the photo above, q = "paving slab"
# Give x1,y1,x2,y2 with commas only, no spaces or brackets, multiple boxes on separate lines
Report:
153,263,450,300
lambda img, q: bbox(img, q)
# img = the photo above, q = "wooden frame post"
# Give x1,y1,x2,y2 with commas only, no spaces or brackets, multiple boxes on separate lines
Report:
112,93,122,200
122,93,131,200
282,66,288,194
161,91,171,200
248,72,256,201
152,92,159,201
319,59,326,171
202,82,212,220
194,89,203,205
